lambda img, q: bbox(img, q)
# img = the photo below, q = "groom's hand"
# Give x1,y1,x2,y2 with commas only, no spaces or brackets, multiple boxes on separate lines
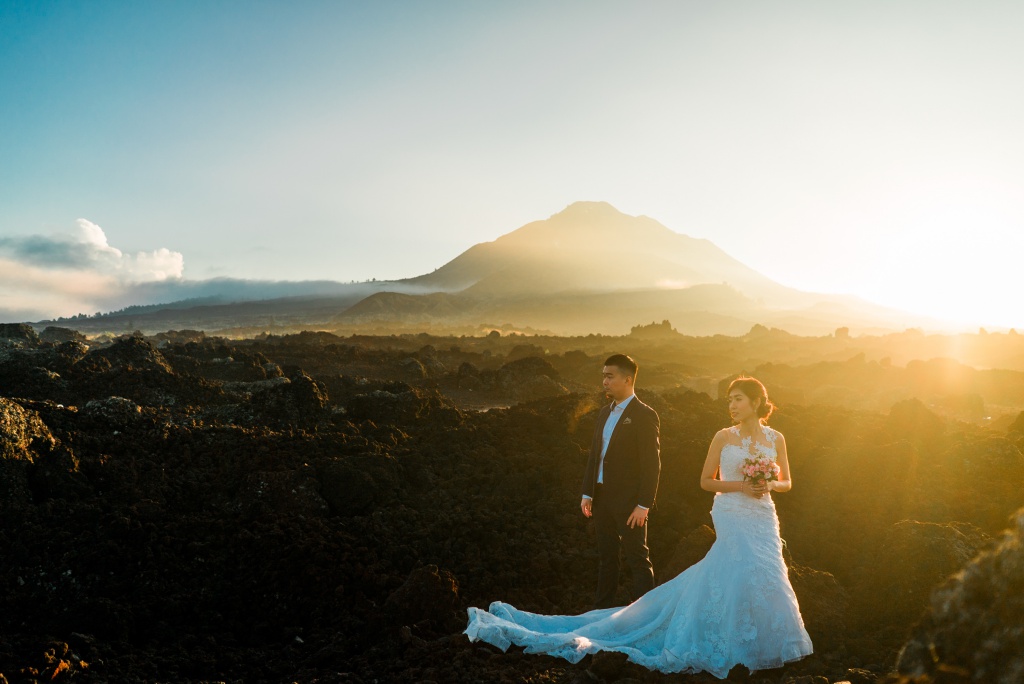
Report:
627,506,648,528
581,497,592,518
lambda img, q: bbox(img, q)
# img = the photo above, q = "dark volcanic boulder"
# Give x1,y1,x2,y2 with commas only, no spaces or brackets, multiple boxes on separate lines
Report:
54,339,89,365
497,356,569,402
0,339,81,402
851,520,991,628
0,397,55,462
399,356,427,380
456,361,483,390
587,651,643,682
0,323,40,346
82,396,143,427
153,329,206,345
39,326,88,344
384,564,460,630
68,336,195,406
515,374,570,402
914,437,1024,530
250,372,329,424
347,386,457,424
0,397,56,510
897,509,1024,683
3,363,68,401
886,398,945,442
413,347,447,377
80,335,174,374
25,442,82,504
236,469,330,517
318,455,400,516
497,356,558,384
207,358,268,382
319,462,378,516
788,563,849,652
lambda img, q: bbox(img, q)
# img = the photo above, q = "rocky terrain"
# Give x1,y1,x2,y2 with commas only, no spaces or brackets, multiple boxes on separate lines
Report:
1,323,1023,683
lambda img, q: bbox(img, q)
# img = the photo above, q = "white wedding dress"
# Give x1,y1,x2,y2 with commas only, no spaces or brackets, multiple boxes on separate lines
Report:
465,425,813,679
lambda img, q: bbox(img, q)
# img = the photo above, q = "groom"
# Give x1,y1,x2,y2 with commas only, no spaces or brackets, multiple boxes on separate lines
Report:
580,354,661,609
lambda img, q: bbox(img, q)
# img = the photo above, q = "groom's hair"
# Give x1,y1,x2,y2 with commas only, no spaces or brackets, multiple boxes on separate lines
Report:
604,354,638,380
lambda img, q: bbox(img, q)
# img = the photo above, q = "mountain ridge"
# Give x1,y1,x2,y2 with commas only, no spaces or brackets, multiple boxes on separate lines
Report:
34,201,948,336
402,201,795,300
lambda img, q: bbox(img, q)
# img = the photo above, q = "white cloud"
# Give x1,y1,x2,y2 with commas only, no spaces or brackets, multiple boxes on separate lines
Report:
0,219,185,321
0,219,185,283
74,218,118,253
73,218,186,282
127,247,186,282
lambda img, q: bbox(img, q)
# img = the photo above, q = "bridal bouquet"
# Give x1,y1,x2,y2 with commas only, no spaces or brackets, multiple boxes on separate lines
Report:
741,454,780,485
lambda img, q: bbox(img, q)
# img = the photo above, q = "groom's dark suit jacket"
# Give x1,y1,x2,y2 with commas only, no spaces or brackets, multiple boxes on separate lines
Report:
581,397,660,511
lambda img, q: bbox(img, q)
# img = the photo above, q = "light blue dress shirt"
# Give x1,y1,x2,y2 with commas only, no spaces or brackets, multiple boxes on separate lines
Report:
583,394,646,509
598,394,634,484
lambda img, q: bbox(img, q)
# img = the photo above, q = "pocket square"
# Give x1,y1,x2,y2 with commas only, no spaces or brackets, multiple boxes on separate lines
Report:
622,417,632,425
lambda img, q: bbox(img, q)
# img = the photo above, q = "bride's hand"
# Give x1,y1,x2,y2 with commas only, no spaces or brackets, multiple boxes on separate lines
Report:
743,480,767,498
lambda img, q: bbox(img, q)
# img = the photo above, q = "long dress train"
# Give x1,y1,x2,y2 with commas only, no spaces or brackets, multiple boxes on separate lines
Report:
464,425,813,678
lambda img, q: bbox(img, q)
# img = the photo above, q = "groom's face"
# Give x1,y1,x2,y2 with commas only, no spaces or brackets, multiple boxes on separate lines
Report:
602,365,633,402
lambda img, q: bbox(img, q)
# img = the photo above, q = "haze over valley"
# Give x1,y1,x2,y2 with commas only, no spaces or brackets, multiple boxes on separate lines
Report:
29,202,957,339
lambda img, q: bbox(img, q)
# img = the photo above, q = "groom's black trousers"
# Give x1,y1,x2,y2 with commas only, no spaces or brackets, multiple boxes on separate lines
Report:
592,484,655,609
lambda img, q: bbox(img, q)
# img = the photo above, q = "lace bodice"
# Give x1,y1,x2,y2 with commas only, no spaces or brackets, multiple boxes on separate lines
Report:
719,425,778,482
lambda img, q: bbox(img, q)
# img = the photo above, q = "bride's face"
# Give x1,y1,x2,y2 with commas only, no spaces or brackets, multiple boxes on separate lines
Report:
728,390,759,423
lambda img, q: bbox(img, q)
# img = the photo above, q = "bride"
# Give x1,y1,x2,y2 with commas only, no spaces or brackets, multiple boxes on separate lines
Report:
465,377,813,678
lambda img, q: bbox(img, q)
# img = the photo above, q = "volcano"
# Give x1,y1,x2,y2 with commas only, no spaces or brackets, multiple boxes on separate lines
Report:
43,202,936,337
335,202,923,336
402,201,790,299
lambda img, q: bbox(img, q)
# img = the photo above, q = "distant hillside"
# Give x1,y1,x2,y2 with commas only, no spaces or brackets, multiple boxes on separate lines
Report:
351,201,939,335
38,293,375,336
41,201,943,337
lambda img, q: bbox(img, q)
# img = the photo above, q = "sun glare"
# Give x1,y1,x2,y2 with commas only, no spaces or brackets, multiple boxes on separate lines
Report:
848,183,1024,329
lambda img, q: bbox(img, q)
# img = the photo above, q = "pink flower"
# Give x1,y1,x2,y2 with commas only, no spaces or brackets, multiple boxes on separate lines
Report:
742,454,779,486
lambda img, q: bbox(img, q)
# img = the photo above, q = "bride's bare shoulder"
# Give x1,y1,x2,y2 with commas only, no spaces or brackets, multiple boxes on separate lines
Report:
714,426,738,441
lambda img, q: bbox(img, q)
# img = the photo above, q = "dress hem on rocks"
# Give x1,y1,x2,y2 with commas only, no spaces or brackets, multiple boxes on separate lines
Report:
464,425,813,680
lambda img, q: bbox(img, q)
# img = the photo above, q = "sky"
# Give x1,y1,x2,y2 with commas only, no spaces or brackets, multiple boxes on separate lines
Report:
2,0,1023,328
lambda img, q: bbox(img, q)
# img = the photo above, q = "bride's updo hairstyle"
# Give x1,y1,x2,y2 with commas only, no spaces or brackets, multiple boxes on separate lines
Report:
727,376,775,423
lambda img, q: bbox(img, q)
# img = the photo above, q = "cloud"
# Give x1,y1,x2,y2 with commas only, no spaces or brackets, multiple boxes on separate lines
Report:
0,219,185,321
0,219,185,282
0,258,117,320
0,219,413,324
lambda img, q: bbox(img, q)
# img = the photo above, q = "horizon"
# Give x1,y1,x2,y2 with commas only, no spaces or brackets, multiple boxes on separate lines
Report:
3,2,1023,329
